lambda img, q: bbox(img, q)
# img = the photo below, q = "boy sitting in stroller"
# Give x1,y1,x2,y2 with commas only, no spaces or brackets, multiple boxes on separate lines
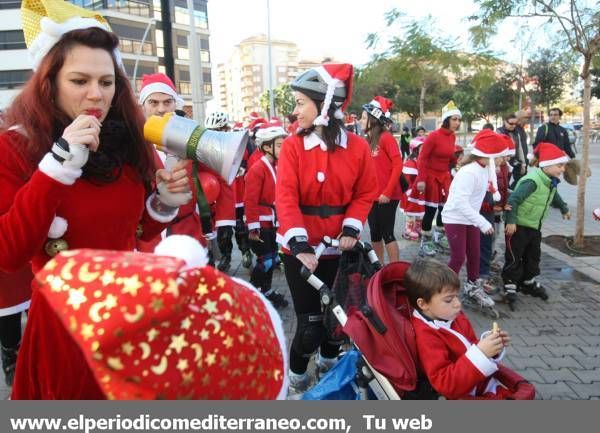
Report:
404,258,518,399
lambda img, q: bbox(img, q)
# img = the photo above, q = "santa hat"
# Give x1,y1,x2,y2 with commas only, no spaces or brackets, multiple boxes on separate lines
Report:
138,73,184,109
534,142,570,168
471,129,508,201
409,137,425,152
441,100,461,122
255,124,287,146
363,96,393,123
292,63,354,127
247,111,261,121
35,242,288,400
499,134,515,156
22,0,119,70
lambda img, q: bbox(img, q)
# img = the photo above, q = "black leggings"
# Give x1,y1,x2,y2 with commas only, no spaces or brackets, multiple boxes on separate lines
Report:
282,254,340,374
0,312,22,349
368,200,399,243
234,207,250,253
249,228,277,292
422,205,444,232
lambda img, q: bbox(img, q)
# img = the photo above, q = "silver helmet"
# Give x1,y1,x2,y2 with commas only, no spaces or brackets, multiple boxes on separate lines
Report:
290,69,346,104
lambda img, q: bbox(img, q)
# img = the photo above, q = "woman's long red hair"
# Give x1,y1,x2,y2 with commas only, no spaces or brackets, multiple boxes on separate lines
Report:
1,28,155,190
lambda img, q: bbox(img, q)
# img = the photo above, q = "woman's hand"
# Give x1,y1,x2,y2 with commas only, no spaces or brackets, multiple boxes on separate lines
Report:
378,194,390,204
297,253,318,272
339,235,357,251
416,181,425,193
483,225,494,235
156,159,192,206
505,223,517,236
249,229,262,242
62,115,102,152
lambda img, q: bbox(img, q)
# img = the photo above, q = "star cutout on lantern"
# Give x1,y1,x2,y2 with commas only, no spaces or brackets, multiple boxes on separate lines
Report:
150,279,165,294
169,333,189,354
223,336,234,349
121,275,143,296
121,341,135,356
81,323,94,340
205,352,216,367
216,277,226,288
196,283,209,296
150,298,165,313
166,279,179,297
100,270,116,286
49,276,65,292
67,287,87,310
147,328,159,342
202,299,218,314
104,294,118,310
180,317,192,330
201,374,211,386
176,358,189,372
199,329,210,341
233,316,245,327
223,310,232,321
219,355,230,368
182,371,194,386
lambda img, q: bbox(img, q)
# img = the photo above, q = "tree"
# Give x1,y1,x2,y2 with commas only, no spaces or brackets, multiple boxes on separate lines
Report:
259,84,295,117
366,14,461,124
470,0,600,248
481,76,519,120
527,48,573,111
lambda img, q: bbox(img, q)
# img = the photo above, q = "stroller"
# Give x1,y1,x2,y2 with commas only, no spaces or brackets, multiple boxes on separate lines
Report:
301,242,536,400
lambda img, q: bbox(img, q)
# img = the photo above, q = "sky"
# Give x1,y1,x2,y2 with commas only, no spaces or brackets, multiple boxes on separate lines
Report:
205,0,542,110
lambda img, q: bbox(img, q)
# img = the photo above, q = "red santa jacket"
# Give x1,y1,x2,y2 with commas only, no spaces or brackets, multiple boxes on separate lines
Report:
0,130,166,275
371,131,403,200
416,128,458,179
275,130,378,252
411,310,505,400
213,178,236,228
244,155,277,230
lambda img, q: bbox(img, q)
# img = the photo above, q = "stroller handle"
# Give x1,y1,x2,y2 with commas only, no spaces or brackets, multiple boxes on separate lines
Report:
300,237,382,304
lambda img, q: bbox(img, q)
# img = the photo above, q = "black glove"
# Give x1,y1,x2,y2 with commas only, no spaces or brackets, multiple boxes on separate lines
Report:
342,226,360,239
288,236,314,256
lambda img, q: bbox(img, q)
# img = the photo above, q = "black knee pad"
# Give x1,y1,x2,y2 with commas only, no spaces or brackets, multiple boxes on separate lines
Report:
217,226,233,252
291,313,325,357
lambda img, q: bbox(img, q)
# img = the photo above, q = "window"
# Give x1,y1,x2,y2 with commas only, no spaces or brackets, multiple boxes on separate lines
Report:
174,5,208,29
0,70,32,89
0,30,26,50
0,0,21,10
103,0,152,17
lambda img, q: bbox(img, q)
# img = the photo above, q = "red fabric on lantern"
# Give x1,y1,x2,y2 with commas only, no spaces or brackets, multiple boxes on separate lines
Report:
198,172,221,203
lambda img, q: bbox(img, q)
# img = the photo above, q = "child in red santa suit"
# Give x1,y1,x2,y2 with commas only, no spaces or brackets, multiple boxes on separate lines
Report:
401,137,425,241
244,124,288,309
441,129,507,310
405,258,514,400
276,64,378,395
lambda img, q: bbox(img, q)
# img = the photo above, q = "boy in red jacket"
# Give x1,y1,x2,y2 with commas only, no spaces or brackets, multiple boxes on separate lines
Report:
405,258,515,399
244,124,289,309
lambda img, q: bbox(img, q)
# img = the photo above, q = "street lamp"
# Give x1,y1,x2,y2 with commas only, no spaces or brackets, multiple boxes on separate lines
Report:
131,18,156,91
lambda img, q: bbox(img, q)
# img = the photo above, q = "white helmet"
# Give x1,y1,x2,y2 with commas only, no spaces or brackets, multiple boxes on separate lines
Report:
205,111,229,130
255,126,287,146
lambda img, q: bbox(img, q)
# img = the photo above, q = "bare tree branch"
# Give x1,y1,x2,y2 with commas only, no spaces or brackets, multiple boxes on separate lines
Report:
572,0,590,48
535,0,578,51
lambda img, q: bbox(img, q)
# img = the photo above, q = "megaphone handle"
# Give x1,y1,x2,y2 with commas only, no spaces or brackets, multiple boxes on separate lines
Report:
164,154,181,171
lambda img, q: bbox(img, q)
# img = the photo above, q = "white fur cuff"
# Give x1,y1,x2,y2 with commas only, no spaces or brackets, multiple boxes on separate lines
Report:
38,153,81,185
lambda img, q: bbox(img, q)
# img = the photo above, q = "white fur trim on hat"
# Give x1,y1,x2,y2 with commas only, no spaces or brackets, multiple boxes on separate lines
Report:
29,16,112,70
154,235,208,269
138,82,185,108
488,158,501,201
48,216,68,239
539,156,569,167
471,148,506,158
441,109,462,122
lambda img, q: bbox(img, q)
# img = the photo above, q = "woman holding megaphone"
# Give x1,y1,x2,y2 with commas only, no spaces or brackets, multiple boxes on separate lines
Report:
0,1,192,398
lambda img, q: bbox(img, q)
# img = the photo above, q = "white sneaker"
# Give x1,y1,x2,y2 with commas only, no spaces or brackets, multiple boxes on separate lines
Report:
315,353,338,379
464,280,495,308
288,371,311,398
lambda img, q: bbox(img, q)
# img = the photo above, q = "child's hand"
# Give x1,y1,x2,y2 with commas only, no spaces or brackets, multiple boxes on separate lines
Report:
505,223,517,235
499,330,511,347
562,212,571,220
477,332,504,358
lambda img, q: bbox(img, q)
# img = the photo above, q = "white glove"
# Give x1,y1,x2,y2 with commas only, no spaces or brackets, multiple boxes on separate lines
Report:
157,181,192,207
51,138,90,171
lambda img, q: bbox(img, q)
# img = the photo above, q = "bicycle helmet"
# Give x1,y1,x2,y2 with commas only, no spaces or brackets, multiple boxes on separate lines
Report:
205,111,229,130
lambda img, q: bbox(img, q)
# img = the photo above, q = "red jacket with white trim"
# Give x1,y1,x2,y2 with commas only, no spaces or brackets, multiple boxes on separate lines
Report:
213,179,236,228
275,130,378,250
371,131,403,199
244,156,276,230
415,128,458,179
0,131,166,275
411,310,504,399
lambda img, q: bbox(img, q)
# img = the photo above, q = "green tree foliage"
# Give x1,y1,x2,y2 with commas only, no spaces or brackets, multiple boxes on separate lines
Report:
470,0,600,247
259,84,295,117
527,48,573,111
